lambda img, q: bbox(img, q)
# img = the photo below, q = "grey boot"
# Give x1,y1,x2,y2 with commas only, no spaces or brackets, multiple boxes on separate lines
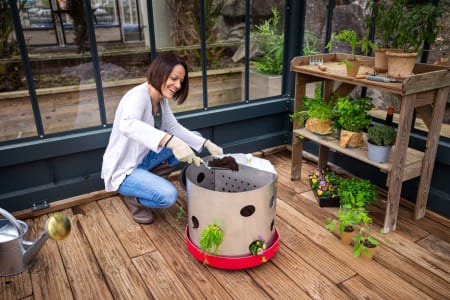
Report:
123,196,154,224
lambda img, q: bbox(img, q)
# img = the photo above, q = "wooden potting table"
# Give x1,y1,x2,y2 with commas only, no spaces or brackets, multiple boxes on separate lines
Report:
290,53,450,233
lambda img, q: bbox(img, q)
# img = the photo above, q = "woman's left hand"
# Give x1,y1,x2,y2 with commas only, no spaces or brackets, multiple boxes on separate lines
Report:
204,140,223,155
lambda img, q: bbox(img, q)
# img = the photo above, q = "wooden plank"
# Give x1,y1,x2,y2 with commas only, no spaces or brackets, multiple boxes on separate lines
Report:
133,252,193,299
246,256,312,299
159,185,273,300
28,215,73,300
272,231,353,298
339,275,387,299
75,202,153,299
13,190,117,220
276,213,356,285
0,272,33,300
57,208,114,300
141,210,233,299
97,197,157,258
416,235,450,261
277,200,433,299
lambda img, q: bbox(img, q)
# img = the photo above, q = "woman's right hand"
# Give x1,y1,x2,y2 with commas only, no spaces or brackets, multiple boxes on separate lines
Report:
165,135,201,166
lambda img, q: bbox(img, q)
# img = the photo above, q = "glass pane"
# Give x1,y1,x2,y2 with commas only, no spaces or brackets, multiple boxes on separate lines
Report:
1,3,37,141
247,3,285,101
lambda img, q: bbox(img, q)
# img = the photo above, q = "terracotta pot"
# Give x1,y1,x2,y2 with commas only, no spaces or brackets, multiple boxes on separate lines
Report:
340,227,356,245
360,244,377,261
346,60,360,77
305,117,333,135
386,51,418,79
340,130,363,148
374,49,388,73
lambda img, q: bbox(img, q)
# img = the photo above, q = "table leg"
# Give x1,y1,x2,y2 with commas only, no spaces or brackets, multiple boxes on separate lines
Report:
384,94,416,233
414,87,449,219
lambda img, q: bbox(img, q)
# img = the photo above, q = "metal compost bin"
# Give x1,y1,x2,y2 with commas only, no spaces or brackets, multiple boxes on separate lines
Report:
186,154,278,256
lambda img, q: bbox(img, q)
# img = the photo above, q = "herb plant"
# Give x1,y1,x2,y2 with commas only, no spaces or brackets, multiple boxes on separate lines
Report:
335,96,374,132
352,212,380,258
338,178,378,211
367,125,396,146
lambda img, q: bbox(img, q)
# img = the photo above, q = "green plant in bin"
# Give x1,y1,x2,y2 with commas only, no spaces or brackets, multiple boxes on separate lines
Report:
325,206,360,235
325,29,373,70
199,224,223,256
367,125,396,146
334,96,374,132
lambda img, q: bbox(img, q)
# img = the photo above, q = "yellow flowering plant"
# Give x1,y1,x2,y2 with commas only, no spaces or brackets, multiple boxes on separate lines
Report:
309,168,341,201
249,237,267,262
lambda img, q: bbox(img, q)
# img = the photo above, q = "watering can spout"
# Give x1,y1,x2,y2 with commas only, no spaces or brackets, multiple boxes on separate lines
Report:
23,212,71,267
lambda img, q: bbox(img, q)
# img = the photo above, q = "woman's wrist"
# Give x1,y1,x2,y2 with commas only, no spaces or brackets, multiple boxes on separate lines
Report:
161,134,173,147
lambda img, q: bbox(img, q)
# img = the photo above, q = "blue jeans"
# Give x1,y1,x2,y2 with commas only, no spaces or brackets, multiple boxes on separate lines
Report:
118,132,201,208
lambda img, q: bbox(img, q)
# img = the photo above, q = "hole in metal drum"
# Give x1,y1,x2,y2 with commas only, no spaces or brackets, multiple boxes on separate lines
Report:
192,216,199,228
240,205,255,217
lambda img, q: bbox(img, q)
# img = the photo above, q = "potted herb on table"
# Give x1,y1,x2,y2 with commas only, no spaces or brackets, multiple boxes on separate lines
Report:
386,0,446,79
366,124,396,163
290,83,336,135
335,96,374,148
325,29,373,77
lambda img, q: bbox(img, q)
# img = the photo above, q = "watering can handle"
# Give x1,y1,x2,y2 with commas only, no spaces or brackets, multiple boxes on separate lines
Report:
0,207,25,237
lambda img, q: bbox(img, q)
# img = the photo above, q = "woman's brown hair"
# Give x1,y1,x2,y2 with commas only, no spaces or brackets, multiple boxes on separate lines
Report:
146,52,189,104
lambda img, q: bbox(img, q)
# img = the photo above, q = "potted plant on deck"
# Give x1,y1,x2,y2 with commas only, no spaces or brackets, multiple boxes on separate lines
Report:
366,124,396,163
335,96,374,148
308,167,341,207
290,83,336,135
338,177,378,212
325,29,373,77
352,211,380,261
247,8,284,98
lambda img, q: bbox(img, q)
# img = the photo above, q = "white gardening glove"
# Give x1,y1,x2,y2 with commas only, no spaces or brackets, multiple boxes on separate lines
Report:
204,139,223,155
166,136,201,166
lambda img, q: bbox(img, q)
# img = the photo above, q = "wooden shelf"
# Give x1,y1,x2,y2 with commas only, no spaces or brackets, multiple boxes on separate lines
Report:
293,128,424,184
290,53,450,232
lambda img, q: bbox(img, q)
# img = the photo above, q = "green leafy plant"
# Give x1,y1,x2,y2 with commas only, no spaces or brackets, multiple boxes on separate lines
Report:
367,125,396,146
339,178,378,211
352,212,380,259
199,224,223,256
325,29,373,69
251,8,284,75
290,83,336,126
334,96,374,132
325,206,360,235
367,0,447,53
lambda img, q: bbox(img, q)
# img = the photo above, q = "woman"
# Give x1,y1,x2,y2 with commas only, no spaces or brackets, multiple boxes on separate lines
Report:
101,53,223,224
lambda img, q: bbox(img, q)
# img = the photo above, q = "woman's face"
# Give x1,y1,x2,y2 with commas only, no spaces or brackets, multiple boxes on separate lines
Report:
161,64,185,99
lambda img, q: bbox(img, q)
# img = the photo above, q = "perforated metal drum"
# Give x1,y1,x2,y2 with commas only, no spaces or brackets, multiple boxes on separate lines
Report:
186,154,277,256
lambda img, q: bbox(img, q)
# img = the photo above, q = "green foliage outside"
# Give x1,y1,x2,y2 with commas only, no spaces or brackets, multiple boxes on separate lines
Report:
251,8,284,75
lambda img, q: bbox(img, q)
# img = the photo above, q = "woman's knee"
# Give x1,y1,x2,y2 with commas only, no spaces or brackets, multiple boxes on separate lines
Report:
157,184,178,207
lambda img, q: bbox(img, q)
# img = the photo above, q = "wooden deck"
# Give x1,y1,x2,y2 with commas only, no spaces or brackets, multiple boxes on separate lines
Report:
1,149,449,299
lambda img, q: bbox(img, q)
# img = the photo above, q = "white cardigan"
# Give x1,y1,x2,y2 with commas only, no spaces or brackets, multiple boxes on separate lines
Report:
101,82,205,191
